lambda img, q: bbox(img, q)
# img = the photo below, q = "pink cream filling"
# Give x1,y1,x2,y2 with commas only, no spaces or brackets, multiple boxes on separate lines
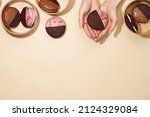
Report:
97,10,108,28
46,17,66,27
25,7,36,27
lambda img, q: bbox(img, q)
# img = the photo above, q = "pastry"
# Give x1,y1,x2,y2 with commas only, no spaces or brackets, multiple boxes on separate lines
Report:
132,3,150,23
87,10,109,30
3,7,20,28
125,14,138,33
45,16,66,38
21,7,37,28
38,0,60,13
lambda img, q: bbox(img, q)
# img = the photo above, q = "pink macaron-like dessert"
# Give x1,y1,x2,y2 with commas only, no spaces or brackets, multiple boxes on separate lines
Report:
21,7,37,28
45,16,66,38
87,10,109,30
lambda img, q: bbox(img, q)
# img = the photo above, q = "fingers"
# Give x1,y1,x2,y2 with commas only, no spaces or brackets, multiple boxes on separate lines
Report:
83,24,97,39
98,31,101,35
87,25,97,39
79,10,100,40
93,30,99,38
83,15,99,39
94,18,111,42
83,24,100,39
92,0,101,10
108,18,117,35
79,10,85,28
83,23,92,38
94,17,117,42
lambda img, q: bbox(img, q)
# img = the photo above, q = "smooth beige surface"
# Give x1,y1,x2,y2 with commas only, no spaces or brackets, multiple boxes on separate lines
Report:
0,0,150,100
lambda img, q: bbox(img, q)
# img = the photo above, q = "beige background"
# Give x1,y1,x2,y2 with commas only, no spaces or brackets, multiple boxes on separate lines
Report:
0,0,150,100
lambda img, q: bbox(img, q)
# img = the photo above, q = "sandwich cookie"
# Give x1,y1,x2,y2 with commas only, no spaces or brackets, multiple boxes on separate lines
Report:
39,0,60,13
21,7,37,28
125,14,138,33
3,7,20,28
87,10,109,30
45,16,66,38
132,3,150,23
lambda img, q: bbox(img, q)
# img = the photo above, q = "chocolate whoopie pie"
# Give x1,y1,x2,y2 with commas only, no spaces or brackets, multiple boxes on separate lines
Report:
3,7,20,28
125,14,138,33
39,0,60,13
87,10,108,30
45,16,66,38
132,3,150,23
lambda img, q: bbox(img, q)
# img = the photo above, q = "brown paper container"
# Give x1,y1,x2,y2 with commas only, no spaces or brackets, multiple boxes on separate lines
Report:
1,0,39,37
124,0,150,36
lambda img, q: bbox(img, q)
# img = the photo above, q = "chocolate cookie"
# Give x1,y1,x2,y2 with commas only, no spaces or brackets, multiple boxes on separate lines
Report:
3,7,20,28
132,3,150,23
125,14,138,33
39,0,60,13
45,17,66,38
87,10,108,30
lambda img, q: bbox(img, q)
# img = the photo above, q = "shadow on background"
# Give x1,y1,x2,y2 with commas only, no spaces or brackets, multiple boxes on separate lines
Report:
114,0,126,37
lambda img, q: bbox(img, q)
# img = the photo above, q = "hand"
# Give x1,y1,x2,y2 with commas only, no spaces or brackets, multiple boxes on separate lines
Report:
79,0,101,39
95,0,121,42
79,0,92,28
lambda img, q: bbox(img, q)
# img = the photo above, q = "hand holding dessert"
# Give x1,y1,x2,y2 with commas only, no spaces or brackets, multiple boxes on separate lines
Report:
95,0,121,42
79,0,122,42
79,0,103,39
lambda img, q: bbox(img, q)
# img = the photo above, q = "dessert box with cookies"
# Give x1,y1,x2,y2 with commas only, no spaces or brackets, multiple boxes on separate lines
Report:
0,0,150,38
124,0,150,36
0,0,69,38
1,0,39,37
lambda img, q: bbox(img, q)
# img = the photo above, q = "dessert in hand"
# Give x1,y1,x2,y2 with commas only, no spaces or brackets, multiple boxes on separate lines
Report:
87,10,109,30
39,0,60,13
45,16,66,38
3,7,20,28
21,7,37,28
132,3,150,23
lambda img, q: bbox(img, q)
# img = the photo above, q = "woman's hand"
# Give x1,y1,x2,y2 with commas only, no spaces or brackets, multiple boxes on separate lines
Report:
79,0,92,28
95,0,121,42
79,0,101,39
